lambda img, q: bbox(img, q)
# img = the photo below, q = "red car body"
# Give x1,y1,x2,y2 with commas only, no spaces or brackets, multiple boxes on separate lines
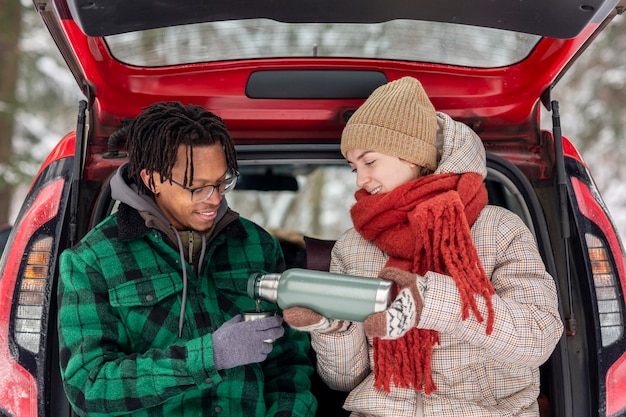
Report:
1,0,626,416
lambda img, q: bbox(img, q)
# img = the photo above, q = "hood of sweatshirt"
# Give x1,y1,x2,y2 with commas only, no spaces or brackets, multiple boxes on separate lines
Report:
109,163,229,237
434,112,488,179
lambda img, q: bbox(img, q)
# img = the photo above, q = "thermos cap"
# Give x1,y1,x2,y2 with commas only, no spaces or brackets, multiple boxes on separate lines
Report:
248,272,281,303
247,273,262,299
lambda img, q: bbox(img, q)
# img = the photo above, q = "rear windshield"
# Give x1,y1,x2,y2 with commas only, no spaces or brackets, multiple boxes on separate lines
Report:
104,19,540,69
230,164,356,241
227,163,531,241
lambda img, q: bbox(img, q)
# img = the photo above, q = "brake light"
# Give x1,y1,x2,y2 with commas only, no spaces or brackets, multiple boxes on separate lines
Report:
570,176,626,416
0,178,64,417
14,236,54,353
586,233,623,346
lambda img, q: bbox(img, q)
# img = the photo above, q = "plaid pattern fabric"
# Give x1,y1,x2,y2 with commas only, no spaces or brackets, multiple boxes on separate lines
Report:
58,206,316,417
312,205,563,417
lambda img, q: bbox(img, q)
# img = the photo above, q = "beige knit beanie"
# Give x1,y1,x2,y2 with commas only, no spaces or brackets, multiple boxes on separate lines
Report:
341,76,438,170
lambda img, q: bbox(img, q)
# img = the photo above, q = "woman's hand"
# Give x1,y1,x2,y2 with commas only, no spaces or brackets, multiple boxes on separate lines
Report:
283,306,349,334
364,267,424,339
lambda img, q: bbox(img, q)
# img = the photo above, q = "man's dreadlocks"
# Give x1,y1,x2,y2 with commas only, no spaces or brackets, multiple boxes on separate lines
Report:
125,101,238,195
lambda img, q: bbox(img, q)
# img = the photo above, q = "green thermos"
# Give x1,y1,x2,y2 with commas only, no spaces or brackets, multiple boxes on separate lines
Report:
247,268,396,322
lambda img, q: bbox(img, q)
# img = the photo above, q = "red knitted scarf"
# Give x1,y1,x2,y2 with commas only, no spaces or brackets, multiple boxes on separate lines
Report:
351,172,495,394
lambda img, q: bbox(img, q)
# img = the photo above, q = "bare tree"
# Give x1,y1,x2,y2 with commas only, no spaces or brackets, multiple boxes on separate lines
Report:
551,15,626,238
0,0,22,224
553,16,626,154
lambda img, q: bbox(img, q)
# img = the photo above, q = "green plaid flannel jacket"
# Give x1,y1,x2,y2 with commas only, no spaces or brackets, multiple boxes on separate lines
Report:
58,204,316,417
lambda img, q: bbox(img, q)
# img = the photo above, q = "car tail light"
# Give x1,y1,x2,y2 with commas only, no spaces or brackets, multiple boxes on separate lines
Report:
570,176,626,416
586,233,623,346
0,178,64,417
14,236,54,353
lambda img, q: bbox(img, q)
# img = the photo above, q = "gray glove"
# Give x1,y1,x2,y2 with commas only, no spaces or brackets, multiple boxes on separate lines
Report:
212,314,285,370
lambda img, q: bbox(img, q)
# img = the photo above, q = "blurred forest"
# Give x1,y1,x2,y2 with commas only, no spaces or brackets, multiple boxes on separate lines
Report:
550,14,626,239
1,1,626,239
1,0,82,224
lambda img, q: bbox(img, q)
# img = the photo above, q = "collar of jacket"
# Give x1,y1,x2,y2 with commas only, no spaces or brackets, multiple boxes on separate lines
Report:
115,202,247,242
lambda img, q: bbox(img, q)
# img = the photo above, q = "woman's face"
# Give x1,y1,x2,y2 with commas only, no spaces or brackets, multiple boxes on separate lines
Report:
346,148,420,195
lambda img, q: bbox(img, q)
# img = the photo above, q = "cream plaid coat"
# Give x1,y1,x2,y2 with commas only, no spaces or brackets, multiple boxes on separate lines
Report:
310,112,563,416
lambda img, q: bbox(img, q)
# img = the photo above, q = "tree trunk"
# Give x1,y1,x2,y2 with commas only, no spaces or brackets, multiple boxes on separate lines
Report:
0,0,22,225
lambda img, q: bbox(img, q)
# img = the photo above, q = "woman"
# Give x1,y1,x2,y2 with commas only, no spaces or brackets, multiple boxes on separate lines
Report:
284,77,563,416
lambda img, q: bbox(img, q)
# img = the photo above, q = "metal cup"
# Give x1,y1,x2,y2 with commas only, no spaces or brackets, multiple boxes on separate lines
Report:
242,309,276,343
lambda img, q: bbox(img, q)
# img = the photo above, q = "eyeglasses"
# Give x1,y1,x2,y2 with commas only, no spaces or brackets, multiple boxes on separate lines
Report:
169,170,239,203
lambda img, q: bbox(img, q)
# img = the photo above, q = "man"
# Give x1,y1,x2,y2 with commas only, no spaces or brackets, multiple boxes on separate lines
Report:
58,102,317,417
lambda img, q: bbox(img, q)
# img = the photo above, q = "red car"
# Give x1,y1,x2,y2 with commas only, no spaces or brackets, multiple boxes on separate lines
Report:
1,0,626,416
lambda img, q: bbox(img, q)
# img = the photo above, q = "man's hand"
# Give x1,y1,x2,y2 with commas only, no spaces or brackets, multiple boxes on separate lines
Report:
364,267,424,339
212,315,285,370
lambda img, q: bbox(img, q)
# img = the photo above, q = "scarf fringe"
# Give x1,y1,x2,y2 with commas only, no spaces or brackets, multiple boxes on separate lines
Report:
352,173,494,394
